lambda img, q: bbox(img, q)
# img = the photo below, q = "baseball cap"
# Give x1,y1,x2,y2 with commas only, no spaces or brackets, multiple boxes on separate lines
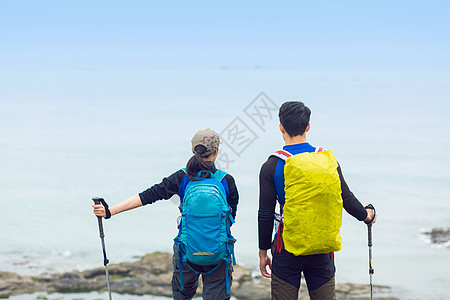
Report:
191,128,221,156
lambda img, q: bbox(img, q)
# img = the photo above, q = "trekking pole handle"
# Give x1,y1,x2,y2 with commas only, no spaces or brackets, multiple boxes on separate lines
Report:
92,197,105,238
365,204,375,247
364,204,376,224
367,224,372,247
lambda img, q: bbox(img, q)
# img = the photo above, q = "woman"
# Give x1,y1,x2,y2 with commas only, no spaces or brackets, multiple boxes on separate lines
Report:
92,128,239,300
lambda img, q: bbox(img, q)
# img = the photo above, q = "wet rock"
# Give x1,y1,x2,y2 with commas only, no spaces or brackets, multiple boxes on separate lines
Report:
0,271,37,298
139,252,172,275
424,227,450,245
0,252,399,299
233,279,271,299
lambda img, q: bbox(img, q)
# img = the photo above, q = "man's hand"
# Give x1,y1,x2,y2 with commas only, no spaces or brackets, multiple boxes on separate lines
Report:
259,249,272,278
364,203,377,224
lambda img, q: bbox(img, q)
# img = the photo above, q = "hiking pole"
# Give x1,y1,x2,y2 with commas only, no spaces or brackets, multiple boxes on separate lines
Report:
92,197,112,300
365,204,376,300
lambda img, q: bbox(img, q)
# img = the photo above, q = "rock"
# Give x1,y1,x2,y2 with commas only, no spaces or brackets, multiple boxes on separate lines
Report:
0,271,37,298
139,252,173,275
424,228,450,245
0,252,399,299
233,279,271,299
230,265,253,290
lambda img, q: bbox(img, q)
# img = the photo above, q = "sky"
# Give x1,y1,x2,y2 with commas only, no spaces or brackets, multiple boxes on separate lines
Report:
1,1,449,70
0,0,448,122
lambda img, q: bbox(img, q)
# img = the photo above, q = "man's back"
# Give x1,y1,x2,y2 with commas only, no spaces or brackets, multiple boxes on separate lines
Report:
257,101,376,300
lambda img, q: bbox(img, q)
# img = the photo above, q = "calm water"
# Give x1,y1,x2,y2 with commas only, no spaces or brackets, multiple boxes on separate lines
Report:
1,68,449,299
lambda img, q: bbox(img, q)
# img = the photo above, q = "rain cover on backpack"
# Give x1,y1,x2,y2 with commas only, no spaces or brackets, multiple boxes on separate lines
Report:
277,149,343,255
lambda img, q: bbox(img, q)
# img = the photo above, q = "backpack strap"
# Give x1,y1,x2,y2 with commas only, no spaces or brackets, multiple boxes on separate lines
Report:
315,146,325,153
178,252,185,290
272,147,325,159
179,168,229,198
225,260,231,295
178,169,190,204
212,169,227,181
271,150,293,161
214,169,229,198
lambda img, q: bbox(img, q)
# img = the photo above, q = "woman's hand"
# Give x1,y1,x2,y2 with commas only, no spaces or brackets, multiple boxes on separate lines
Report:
92,204,107,218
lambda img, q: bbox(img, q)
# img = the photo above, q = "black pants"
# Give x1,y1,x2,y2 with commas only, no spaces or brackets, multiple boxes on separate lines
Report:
271,240,336,300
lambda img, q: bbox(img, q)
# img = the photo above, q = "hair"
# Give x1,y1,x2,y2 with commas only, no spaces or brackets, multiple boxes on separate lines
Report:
186,145,216,180
278,101,311,137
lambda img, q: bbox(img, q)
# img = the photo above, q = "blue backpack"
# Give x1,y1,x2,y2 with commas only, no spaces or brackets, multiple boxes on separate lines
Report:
174,168,236,294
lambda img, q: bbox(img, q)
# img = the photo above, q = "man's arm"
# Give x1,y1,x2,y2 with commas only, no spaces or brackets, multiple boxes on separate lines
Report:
258,157,278,250
258,157,278,278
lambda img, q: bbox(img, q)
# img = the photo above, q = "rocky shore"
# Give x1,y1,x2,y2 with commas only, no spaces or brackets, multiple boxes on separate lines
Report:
0,252,398,299
423,227,450,246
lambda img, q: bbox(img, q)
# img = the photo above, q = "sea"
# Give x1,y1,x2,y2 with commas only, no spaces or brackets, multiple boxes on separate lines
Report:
1,65,449,299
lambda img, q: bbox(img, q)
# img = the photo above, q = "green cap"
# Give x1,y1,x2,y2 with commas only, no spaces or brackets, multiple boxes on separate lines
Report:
191,128,221,156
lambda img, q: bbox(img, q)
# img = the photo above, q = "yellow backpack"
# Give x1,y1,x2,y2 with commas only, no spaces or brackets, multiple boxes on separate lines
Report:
273,148,343,255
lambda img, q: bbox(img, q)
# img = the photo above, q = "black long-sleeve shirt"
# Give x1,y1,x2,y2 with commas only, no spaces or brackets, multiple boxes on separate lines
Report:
258,144,368,250
139,169,239,219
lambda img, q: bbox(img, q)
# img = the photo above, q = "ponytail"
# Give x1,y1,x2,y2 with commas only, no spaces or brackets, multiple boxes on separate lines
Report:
186,145,216,180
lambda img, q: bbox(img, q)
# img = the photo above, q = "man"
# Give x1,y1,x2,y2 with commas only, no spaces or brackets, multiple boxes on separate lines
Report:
258,101,376,300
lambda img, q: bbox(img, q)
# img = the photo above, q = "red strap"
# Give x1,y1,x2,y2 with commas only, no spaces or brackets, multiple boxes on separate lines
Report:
276,221,283,253
276,150,292,157
275,200,284,254
316,147,324,152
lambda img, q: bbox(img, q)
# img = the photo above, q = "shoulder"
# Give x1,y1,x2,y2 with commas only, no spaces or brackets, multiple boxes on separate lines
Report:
261,155,280,173
223,172,234,180
259,155,281,182
219,172,238,198
173,169,188,180
223,173,236,187
166,169,189,187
